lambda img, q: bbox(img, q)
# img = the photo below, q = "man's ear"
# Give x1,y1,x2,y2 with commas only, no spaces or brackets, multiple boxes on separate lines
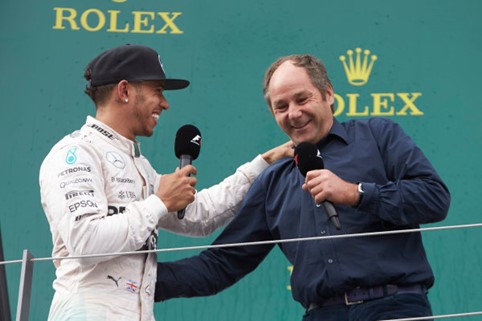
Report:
325,87,335,105
116,80,130,103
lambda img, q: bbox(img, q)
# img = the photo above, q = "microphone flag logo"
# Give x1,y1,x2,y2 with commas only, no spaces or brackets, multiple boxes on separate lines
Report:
190,134,201,146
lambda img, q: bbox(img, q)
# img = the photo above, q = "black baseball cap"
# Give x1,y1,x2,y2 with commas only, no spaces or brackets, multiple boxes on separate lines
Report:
86,44,190,90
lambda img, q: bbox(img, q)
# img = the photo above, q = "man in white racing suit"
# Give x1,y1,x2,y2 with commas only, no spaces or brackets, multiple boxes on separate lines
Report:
39,44,293,321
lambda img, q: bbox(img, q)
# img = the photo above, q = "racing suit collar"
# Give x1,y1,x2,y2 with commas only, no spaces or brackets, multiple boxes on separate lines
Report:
84,116,142,158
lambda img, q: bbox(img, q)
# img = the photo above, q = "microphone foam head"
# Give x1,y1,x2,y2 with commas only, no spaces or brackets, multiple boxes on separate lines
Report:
175,124,202,160
294,142,324,177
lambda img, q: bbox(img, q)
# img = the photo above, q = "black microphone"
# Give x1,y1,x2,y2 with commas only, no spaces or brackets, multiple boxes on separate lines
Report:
294,142,341,230
174,124,202,219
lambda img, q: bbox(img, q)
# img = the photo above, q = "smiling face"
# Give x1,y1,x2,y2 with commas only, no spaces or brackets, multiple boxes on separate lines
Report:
267,61,334,145
129,80,168,138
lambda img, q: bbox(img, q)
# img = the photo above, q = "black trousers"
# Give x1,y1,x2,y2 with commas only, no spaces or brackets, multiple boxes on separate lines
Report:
302,293,433,321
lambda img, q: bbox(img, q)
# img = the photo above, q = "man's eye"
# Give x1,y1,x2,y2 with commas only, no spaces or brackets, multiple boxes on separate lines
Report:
298,97,308,104
274,104,288,111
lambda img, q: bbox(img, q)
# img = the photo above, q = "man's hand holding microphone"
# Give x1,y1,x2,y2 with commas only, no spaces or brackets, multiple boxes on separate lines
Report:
156,165,197,213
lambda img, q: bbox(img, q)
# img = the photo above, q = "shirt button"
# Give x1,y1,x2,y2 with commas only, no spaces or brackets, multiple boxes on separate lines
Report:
328,259,334,264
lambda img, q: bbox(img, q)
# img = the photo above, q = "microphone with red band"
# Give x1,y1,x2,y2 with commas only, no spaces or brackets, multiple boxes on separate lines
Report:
294,142,341,230
174,124,202,219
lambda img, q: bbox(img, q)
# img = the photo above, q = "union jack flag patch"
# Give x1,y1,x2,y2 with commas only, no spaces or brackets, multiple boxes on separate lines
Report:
126,279,139,293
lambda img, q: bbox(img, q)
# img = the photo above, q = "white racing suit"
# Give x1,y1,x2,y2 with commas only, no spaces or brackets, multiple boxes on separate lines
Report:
39,116,269,321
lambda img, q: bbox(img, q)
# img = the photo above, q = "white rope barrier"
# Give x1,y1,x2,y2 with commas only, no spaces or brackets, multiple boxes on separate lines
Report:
1,222,481,321
379,311,482,321
1,222,482,265
153,222,482,254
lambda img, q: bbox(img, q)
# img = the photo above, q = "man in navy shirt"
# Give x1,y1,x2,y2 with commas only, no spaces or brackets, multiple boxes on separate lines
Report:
154,54,450,321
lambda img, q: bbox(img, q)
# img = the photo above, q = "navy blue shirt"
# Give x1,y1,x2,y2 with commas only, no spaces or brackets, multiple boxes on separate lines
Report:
155,118,450,309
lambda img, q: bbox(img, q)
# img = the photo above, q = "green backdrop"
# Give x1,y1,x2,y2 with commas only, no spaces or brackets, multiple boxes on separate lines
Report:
1,0,481,320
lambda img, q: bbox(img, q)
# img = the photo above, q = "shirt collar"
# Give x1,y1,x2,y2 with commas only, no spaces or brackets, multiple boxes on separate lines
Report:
315,118,349,150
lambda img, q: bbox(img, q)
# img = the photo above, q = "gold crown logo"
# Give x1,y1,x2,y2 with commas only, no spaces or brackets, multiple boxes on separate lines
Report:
339,48,377,86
